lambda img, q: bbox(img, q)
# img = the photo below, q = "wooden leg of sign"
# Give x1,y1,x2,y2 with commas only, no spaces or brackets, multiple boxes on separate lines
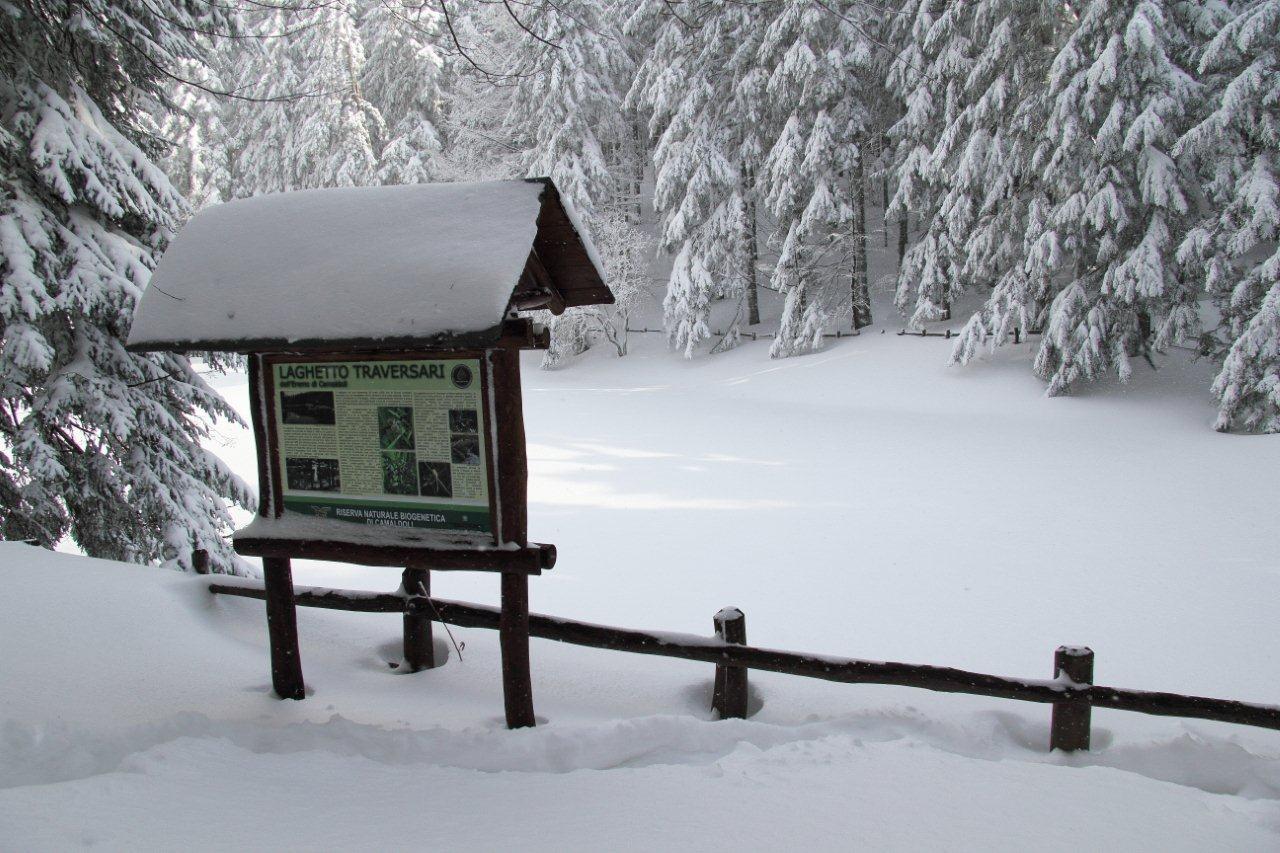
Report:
403,568,435,671
500,572,535,729
262,556,305,700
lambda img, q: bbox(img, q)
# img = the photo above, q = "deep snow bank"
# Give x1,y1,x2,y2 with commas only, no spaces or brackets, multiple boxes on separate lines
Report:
9,297,1280,848
2,543,1278,850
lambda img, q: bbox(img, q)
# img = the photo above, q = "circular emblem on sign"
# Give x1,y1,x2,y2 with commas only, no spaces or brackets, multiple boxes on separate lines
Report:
451,364,473,389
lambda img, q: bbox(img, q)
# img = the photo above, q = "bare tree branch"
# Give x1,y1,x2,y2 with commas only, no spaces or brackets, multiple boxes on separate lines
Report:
501,0,561,50
93,11,336,103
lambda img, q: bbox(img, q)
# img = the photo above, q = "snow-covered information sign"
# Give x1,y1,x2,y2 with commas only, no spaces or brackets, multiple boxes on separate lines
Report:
267,356,493,534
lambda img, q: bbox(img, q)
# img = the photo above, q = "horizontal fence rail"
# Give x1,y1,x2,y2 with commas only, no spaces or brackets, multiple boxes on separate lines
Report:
209,580,1280,738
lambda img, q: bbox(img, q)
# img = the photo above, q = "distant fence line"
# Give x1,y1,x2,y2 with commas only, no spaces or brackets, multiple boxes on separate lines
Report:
208,577,1280,752
625,327,1046,341
625,327,871,341
623,327,1213,351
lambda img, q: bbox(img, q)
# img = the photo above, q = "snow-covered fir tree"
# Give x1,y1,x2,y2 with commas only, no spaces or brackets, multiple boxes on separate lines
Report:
633,0,771,356
507,1,631,219
501,1,636,366
0,0,253,570
224,2,382,196
283,2,383,189
758,1,878,356
430,0,523,182
153,56,233,210
886,0,973,328
218,6,295,196
1176,0,1280,432
361,0,448,185
943,0,1070,361
1023,0,1201,395
1214,285,1280,433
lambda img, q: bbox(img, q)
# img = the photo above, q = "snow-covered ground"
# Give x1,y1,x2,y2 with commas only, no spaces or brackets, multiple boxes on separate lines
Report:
4,295,1280,849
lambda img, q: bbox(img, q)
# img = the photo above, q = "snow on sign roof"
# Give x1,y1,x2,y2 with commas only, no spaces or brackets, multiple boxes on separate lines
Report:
126,178,611,353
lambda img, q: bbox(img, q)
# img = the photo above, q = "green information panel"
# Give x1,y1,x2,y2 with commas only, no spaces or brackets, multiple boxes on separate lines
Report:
271,358,491,533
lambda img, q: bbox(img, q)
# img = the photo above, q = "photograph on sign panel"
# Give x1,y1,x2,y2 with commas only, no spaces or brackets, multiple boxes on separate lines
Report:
279,391,336,425
378,406,415,451
448,408,478,434
418,461,452,498
451,434,481,465
381,451,418,495
285,457,341,492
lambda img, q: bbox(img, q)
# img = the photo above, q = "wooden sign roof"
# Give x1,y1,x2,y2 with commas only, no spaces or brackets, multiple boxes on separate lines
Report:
126,178,612,354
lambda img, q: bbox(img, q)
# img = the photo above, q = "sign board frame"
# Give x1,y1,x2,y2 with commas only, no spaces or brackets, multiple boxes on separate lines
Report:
236,347,545,572
260,350,502,542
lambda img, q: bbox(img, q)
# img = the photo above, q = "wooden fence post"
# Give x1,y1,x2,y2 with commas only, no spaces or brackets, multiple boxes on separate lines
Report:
262,556,305,700
1050,645,1094,752
712,607,748,719
402,568,434,671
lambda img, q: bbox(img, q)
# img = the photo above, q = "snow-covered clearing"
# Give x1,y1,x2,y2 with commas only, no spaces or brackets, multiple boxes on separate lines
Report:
4,306,1280,849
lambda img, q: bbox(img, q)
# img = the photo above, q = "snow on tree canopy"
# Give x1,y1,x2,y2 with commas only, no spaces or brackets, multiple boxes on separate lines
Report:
126,179,611,353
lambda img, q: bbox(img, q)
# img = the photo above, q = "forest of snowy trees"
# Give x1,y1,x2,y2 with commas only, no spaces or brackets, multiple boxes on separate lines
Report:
152,0,1279,431
0,0,1277,569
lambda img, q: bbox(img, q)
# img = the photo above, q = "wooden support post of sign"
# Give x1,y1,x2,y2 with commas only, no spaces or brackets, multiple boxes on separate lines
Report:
248,354,304,700
263,556,305,700
500,572,535,727
491,349,528,547
1050,645,1094,751
403,568,434,671
491,347,536,729
712,607,749,719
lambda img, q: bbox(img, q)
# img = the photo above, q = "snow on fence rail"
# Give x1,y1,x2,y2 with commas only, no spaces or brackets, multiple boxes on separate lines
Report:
207,578,1280,751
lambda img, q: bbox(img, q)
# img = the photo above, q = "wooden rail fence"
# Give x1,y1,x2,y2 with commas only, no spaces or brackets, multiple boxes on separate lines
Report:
209,579,1280,751
625,327,870,341
626,326,1052,343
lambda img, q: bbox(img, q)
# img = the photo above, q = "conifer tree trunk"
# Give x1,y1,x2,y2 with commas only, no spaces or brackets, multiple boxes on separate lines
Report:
882,173,890,248
632,115,644,223
744,166,761,326
898,215,908,270
851,153,872,329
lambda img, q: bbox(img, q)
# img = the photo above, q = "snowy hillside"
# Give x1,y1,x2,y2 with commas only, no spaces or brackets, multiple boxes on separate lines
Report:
4,320,1279,849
